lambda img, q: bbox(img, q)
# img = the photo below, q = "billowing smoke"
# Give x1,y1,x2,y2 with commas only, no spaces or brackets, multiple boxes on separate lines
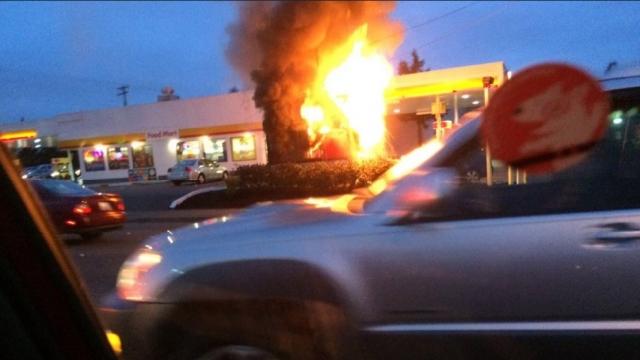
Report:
226,1,403,164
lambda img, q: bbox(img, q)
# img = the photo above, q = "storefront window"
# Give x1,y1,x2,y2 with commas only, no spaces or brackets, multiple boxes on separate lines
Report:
204,138,228,162
231,135,257,161
107,146,130,170
132,143,154,168
177,140,201,161
83,147,106,171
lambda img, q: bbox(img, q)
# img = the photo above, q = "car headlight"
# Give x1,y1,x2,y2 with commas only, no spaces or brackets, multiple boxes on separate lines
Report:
116,249,162,301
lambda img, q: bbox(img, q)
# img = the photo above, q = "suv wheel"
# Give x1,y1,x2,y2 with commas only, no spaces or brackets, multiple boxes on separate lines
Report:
161,300,351,360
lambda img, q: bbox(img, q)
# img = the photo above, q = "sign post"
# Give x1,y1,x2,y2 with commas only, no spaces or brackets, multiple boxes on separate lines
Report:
431,96,447,140
483,76,495,186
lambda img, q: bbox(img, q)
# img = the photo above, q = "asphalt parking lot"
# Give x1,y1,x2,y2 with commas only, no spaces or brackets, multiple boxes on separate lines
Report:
89,180,225,211
66,180,236,304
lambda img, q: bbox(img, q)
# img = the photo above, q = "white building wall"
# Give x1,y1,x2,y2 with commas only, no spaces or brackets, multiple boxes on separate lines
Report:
1,90,267,182
79,161,130,181
23,90,262,141
150,138,175,176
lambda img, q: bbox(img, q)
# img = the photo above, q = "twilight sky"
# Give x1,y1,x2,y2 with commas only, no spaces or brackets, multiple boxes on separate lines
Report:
1,1,639,124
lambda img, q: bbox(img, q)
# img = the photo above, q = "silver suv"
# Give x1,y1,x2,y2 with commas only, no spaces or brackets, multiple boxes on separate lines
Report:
167,159,228,186
100,104,640,359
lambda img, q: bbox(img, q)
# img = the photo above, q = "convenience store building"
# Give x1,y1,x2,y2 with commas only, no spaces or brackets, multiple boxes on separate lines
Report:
0,61,506,183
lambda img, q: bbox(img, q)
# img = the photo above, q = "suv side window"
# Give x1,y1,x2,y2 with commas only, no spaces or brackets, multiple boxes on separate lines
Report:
421,105,635,221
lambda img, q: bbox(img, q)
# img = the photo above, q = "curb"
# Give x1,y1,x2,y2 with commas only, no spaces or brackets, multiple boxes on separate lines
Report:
89,183,131,188
89,180,168,188
132,180,169,185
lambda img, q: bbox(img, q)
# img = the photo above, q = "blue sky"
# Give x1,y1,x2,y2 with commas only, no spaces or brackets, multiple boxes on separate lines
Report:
1,1,639,124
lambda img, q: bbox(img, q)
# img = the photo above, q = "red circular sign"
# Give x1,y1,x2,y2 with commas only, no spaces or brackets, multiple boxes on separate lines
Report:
482,63,610,175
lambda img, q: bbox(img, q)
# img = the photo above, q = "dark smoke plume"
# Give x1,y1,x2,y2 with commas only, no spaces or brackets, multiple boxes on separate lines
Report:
226,1,403,164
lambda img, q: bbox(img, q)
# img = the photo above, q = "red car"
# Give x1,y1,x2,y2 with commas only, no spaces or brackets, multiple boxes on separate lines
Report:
29,179,126,240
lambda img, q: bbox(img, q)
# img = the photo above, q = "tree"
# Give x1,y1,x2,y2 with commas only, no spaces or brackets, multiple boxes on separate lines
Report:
397,61,411,75
397,49,429,75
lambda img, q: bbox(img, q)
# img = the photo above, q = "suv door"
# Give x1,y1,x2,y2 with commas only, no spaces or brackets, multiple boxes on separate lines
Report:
357,119,640,358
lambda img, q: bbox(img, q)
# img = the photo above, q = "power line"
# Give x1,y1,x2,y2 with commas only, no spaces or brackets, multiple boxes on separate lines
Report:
370,2,478,47
412,4,510,52
0,65,160,93
404,2,478,34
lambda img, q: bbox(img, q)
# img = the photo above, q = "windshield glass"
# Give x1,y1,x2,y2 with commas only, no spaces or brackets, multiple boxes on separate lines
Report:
3,2,640,359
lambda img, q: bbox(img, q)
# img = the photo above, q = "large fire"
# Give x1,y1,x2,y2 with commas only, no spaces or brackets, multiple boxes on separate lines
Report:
301,25,394,160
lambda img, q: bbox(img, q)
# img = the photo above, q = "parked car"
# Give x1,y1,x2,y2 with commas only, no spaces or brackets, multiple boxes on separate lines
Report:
1,146,121,360
167,158,228,186
29,179,126,240
100,103,640,359
22,163,54,179
21,165,38,178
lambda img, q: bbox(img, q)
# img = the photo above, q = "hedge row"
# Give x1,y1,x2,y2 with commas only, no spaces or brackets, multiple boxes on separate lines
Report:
226,159,394,197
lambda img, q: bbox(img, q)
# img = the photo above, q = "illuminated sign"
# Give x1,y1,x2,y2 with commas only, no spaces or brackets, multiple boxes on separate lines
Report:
0,129,37,142
146,130,178,140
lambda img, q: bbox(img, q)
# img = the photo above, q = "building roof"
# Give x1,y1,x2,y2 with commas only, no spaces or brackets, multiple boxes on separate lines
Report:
386,61,506,100
1,90,262,142
600,61,640,91
1,61,510,143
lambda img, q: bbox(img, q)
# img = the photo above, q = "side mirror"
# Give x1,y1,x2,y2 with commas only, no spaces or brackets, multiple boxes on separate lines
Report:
167,167,172,173
395,167,456,207
368,168,458,224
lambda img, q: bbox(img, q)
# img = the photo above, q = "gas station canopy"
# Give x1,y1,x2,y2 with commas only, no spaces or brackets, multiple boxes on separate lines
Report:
386,61,507,100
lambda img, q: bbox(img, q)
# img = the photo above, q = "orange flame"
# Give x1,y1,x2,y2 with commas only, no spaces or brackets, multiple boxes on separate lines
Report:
301,24,394,160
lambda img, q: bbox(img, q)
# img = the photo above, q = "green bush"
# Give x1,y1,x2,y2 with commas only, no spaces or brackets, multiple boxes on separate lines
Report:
226,158,394,198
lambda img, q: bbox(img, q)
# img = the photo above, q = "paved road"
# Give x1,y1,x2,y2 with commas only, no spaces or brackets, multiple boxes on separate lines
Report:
89,181,225,211
64,208,239,305
62,181,234,306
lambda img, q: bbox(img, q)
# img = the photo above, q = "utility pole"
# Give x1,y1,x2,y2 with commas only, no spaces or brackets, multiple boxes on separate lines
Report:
117,85,129,107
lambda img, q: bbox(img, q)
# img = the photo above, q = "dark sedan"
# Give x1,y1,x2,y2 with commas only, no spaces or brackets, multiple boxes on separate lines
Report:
29,179,126,240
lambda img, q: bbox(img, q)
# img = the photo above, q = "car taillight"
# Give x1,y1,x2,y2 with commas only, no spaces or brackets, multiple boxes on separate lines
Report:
184,167,192,173
117,249,163,301
73,203,92,215
116,202,125,211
